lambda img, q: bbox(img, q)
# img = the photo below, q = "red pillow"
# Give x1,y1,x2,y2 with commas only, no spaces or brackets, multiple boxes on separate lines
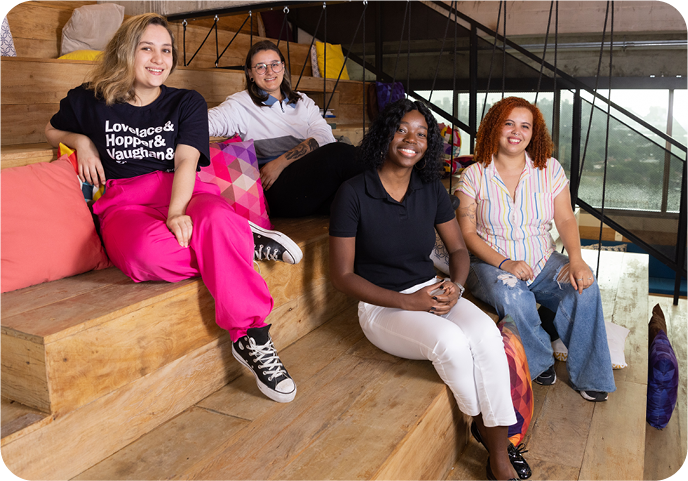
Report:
199,138,273,230
1,157,110,293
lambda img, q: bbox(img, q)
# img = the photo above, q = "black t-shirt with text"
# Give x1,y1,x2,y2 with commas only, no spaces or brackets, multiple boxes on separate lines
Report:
50,84,210,180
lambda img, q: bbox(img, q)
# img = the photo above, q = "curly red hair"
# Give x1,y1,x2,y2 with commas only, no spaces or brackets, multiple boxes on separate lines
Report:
474,97,554,169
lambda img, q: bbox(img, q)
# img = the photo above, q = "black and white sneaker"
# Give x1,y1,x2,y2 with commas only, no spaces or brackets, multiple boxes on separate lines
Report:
232,325,296,403
579,390,608,402
249,221,303,264
534,364,557,386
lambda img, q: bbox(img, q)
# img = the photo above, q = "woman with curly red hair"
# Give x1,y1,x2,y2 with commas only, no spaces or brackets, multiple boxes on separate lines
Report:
455,97,615,403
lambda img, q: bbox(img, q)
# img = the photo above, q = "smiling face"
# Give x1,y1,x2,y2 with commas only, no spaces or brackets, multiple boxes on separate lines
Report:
384,110,429,170
497,107,533,160
132,24,173,96
249,49,285,100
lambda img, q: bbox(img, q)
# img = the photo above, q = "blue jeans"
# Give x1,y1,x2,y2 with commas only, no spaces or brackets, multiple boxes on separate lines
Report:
466,251,616,394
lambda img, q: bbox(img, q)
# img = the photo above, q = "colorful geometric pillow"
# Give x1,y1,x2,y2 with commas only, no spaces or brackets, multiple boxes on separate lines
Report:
199,138,273,230
58,143,105,203
1,158,111,293
498,315,534,446
647,305,679,429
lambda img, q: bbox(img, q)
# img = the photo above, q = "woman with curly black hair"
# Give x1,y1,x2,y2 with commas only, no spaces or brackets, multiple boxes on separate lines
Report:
329,99,526,481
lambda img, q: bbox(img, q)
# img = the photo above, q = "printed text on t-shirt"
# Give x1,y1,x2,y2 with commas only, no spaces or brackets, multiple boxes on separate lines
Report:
104,120,175,163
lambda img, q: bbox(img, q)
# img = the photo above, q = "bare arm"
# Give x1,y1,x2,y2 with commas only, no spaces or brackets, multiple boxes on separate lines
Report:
260,138,320,190
45,121,106,187
329,236,448,314
435,218,470,286
553,187,592,293
166,144,201,248
456,191,534,281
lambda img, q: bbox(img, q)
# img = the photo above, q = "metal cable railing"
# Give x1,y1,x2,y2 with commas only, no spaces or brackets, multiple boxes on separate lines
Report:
169,0,686,301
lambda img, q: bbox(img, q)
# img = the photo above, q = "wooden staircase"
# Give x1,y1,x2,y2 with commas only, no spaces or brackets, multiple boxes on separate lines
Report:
1,2,657,480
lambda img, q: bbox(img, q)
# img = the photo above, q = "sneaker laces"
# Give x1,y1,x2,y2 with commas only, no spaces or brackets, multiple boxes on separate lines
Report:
247,337,287,381
254,244,281,262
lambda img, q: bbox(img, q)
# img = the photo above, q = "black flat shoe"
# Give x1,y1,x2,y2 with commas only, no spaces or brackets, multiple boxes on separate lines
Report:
486,457,518,481
508,442,532,479
471,422,532,480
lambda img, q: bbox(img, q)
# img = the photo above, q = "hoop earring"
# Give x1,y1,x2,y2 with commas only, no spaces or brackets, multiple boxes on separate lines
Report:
414,159,427,170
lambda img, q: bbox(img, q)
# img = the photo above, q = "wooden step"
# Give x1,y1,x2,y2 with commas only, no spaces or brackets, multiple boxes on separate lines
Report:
1,216,356,479
71,303,470,480
447,250,650,481
1,143,56,170
6,1,96,59
1,397,51,446
1,57,365,146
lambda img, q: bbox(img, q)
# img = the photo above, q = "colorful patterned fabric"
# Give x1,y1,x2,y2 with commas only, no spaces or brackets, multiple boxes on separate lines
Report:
58,143,104,202
457,155,569,283
199,138,273,230
647,330,679,429
1,17,17,57
498,315,534,446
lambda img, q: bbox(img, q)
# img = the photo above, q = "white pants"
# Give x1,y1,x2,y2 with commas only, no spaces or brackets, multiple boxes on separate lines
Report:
358,278,516,427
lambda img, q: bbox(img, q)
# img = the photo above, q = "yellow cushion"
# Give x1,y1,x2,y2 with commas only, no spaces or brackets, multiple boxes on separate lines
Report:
315,41,349,80
58,49,102,61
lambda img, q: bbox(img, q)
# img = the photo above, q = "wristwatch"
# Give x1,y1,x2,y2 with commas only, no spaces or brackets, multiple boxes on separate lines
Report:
454,281,465,300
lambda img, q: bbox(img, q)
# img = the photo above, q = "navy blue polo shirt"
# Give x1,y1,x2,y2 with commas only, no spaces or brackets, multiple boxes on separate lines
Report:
329,168,456,292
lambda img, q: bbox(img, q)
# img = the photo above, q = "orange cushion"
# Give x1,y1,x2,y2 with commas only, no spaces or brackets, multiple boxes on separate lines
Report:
1,158,110,293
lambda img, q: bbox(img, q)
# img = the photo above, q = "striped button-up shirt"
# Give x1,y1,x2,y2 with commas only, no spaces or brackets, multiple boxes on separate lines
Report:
457,154,569,282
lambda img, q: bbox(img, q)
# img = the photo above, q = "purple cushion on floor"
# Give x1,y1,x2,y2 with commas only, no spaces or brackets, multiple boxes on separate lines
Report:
646,329,678,429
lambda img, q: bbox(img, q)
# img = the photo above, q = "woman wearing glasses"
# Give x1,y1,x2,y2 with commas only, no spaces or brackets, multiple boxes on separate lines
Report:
208,40,364,217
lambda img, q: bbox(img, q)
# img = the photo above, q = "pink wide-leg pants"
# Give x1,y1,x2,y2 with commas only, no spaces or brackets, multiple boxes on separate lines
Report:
93,171,273,341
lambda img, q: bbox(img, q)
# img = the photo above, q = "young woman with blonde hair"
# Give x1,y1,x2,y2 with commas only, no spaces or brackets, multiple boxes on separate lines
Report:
45,13,299,403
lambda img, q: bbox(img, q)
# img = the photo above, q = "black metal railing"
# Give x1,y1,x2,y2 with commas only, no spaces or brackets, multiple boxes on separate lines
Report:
168,0,686,302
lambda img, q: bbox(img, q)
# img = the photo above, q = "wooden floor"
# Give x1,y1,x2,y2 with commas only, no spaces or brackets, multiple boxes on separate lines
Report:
66,303,467,480
3,250,685,480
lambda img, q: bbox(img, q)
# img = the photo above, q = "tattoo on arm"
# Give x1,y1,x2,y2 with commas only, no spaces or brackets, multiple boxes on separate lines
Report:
285,138,320,160
458,204,477,226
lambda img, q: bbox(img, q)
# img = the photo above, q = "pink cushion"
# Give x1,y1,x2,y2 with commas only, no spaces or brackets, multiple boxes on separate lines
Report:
1,157,111,293
199,138,273,230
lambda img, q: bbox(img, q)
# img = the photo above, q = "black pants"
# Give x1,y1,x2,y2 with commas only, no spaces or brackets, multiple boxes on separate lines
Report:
264,142,365,217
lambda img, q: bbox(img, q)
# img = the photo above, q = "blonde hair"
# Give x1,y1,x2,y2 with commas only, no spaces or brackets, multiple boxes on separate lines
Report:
86,13,178,105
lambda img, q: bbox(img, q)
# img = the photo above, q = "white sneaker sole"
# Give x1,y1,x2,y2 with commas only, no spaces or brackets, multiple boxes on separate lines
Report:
579,390,608,402
232,344,297,403
248,221,303,265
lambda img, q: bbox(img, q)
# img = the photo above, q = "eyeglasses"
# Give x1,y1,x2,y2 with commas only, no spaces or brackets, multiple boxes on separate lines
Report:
252,62,284,75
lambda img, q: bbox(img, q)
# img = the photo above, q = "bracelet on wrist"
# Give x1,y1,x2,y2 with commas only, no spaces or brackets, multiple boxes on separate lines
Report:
498,258,509,269
454,281,465,299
